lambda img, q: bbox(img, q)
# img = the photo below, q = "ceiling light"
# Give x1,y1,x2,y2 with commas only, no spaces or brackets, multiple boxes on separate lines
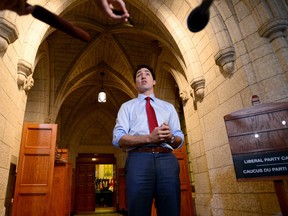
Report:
98,72,106,103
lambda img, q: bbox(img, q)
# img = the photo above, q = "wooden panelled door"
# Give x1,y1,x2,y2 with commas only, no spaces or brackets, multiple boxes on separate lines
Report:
12,123,57,216
75,154,116,213
174,144,194,216
75,163,96,212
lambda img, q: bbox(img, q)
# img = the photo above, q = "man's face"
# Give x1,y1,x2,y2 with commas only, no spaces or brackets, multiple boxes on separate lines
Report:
135,67,156,93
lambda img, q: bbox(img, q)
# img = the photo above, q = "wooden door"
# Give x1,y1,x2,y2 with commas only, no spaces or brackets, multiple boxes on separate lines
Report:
51,149,72,216
75,154,116,212
75,163,95,212
151,144,194,216
174,145,194,216
117,168,127,212
12,123,57,216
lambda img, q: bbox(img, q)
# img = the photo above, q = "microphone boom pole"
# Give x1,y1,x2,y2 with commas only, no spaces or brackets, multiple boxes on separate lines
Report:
187,0,214,32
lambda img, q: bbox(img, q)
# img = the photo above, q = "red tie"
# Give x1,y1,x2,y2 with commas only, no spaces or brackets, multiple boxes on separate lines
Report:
145,97,158,133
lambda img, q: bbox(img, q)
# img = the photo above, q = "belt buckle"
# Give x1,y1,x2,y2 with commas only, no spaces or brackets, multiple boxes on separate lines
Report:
151,147,159,153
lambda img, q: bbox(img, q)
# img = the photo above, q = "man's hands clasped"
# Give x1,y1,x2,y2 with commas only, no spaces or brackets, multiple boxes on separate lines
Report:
149,122,173,144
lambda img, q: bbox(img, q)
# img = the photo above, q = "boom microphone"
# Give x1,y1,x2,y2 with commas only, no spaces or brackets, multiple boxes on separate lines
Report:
187,0,214,32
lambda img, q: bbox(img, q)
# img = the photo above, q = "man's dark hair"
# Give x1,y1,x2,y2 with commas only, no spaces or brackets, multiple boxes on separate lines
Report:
133,64,156,81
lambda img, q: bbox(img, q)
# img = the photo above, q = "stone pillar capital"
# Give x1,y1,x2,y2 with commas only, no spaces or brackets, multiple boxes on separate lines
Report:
215,47,235,74
258,18,288,41
17,60,33,91
0,13,19,52
190,76,205,99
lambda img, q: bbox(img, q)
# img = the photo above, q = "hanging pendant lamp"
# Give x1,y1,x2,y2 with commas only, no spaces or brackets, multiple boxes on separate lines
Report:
98,72,106,103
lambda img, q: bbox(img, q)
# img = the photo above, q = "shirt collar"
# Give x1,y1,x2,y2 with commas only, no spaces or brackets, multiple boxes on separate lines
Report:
137,93,156,101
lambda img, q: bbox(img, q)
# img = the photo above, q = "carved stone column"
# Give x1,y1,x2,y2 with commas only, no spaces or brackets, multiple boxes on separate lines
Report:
258,18,288,73
0,11,19,52
210,10,236,74
254,0,288,74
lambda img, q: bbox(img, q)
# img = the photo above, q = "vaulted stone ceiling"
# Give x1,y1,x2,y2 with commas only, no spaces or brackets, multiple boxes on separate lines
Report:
29,0,185,151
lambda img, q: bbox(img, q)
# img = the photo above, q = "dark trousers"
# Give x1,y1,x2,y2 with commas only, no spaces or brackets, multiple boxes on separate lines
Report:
125,152,180,216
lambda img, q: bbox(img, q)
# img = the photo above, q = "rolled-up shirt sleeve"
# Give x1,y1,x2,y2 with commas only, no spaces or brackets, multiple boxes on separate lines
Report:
166,103,184,149
113,104,129,148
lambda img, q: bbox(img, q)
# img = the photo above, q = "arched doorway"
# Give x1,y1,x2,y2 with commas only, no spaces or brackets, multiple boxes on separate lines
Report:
75,154,116,214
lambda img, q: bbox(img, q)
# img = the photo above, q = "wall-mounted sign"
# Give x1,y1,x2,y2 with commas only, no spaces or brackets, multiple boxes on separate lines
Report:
233,150,288,179
224,101,288,181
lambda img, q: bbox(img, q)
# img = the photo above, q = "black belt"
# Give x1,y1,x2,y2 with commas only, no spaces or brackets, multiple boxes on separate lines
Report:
129,147,172,153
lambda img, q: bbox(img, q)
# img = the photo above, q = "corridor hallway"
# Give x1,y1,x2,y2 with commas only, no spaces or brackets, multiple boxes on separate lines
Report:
75,207,126,216
1,0,287,215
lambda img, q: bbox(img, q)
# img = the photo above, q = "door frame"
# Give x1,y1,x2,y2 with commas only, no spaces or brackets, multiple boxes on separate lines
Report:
75,154,116,213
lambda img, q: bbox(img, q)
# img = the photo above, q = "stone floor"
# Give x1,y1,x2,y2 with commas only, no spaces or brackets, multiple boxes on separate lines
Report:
75,213,121,216
74,207,127,216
